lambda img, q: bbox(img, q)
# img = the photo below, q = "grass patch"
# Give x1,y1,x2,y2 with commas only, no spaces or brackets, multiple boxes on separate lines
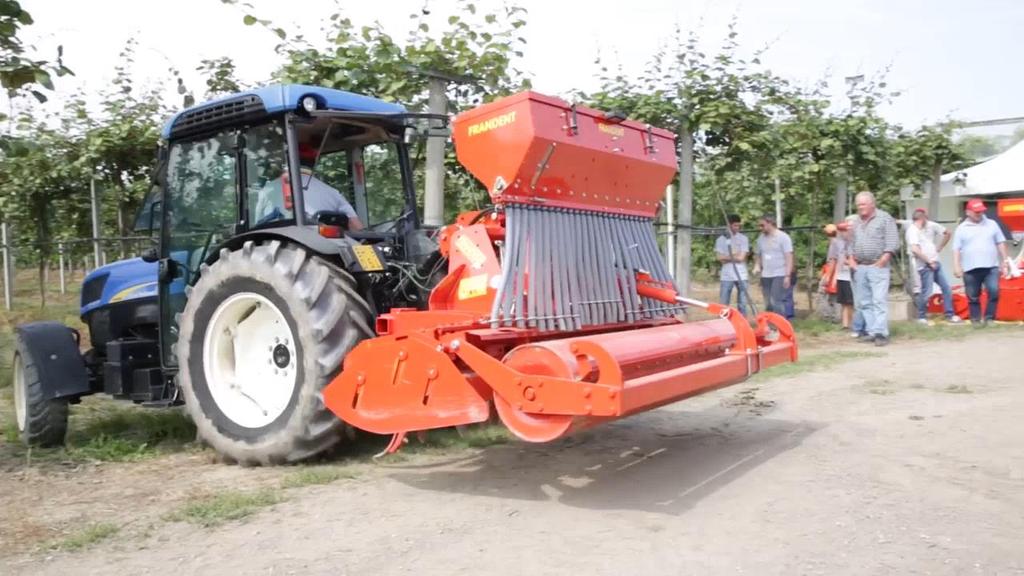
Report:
61,403,196,462
405,425,512,453
943,384,973,394
754,349,885,381
53,522,119,551
889,321,972,342
281,465,358,489
167,489,282,527
791,317,843,339
1,400,197,465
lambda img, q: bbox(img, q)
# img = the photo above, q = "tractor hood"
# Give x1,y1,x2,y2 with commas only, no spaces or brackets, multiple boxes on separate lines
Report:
80,257,158,316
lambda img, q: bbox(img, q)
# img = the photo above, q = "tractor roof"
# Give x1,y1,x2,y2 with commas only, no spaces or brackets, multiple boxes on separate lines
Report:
161,84,406,140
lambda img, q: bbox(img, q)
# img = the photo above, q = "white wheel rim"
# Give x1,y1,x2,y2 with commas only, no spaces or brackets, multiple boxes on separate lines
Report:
13,352,27,432
203,292,298,429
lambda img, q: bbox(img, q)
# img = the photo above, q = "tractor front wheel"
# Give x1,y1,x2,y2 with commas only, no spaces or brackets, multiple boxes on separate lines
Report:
12,336,70,447
176,240,373,465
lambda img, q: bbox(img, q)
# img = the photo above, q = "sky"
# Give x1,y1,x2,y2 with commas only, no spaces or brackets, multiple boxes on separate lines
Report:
11,0,1024,133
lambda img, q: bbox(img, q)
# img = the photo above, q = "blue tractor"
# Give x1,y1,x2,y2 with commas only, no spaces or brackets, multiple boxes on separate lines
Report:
12,85,446,464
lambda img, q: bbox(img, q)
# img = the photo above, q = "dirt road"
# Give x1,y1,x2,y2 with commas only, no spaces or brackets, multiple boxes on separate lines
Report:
4,330,1024,575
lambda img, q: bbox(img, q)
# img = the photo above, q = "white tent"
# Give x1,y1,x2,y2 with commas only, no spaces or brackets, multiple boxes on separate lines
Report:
939,139,1024,197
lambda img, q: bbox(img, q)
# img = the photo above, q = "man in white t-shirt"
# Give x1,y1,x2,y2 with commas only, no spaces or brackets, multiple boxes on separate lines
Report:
715,214,750,315
905,208,958,323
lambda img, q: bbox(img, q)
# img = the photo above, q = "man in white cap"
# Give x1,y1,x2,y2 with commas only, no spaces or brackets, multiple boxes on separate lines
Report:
953,199,1010,325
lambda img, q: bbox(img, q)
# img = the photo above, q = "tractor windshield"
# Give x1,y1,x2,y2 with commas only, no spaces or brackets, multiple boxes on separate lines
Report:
291,115,414,232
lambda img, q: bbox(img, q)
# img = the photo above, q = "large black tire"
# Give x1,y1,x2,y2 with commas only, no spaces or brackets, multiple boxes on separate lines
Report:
176,240,373,465
12,336,70,447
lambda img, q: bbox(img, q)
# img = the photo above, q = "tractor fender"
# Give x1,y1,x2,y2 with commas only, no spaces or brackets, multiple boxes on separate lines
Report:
208,226,376,273
209,226,346,264
14,322,90,400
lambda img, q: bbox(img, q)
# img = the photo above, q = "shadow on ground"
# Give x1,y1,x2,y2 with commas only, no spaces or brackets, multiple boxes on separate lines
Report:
382,405,822,515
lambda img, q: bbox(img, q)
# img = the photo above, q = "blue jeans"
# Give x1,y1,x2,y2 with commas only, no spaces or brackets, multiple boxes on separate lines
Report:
963,267,1000,322
782,271,797,319
760,276,787,314
917,263,954,319
719,280,749,316
853,265,891,337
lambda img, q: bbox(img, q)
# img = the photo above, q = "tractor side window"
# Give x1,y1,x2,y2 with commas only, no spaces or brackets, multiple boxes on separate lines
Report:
166,133,237,260
160,131,238,364
245,121,290,227
361,142,406,228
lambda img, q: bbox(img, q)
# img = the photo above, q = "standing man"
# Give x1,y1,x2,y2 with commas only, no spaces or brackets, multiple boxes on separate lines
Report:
753,214,794,315
905,208,961,324
715,214,750,315
847,191,899,346
953,199,1009,326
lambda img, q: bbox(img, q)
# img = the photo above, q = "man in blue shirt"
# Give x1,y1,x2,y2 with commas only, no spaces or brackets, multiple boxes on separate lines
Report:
953,198,1009,325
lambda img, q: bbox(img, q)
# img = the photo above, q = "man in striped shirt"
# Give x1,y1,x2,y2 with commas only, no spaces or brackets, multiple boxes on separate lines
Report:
846,191,900,346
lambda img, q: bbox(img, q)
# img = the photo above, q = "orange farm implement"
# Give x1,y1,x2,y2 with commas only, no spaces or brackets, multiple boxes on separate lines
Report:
323,91,798,451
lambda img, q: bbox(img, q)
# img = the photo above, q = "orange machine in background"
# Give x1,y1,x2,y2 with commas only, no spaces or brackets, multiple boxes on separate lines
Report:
323,91,798,452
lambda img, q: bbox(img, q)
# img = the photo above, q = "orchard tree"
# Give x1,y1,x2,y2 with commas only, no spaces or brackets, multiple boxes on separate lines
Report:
0,113,88,305
0,0,71,104
79,40,163,250
224,0,531,218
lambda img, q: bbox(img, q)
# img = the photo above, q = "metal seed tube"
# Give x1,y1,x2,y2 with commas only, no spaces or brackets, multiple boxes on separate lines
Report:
489,204,677,329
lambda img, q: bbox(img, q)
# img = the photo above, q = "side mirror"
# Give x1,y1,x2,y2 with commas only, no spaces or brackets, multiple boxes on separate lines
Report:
141,247,159,263
157,258,178,284
315,211,350,239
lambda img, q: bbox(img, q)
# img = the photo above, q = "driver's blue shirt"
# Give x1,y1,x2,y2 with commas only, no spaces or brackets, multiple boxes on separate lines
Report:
256,168,357,224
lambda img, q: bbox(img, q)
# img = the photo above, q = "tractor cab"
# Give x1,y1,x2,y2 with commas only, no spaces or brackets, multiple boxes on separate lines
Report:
156,85,443,366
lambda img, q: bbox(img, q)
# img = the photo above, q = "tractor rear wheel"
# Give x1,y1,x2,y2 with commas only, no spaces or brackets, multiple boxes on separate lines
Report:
176,240,373,465
12,336,70,447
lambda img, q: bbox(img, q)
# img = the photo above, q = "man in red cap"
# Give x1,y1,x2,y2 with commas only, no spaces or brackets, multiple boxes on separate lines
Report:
953,199,1009,325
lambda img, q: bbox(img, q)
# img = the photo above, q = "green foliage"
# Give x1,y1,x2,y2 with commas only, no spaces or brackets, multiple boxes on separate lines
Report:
955,133,1002,160
0,0,72,102
197,56,243,98
586,22,969,277
251,0,531,220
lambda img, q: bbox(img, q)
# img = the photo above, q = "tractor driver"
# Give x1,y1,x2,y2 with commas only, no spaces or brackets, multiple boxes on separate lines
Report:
255,143,364,231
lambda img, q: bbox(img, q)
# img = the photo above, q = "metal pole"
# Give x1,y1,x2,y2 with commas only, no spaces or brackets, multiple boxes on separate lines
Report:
774,177,783,226
90,177,102,270
675,122,694,296
665,185,676,279
58,241,66,295
833,179,848,223
1,222,11,311
423,77,448,227
928,161,942,220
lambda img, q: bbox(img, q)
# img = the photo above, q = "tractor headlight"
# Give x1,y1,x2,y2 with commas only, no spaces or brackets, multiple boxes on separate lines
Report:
301,96,318,113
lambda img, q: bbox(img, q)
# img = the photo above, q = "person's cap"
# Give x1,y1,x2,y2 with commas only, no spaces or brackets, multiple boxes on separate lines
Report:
912,208,928,219
298,143,319,163
823,223,838,236
966,198,987,213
